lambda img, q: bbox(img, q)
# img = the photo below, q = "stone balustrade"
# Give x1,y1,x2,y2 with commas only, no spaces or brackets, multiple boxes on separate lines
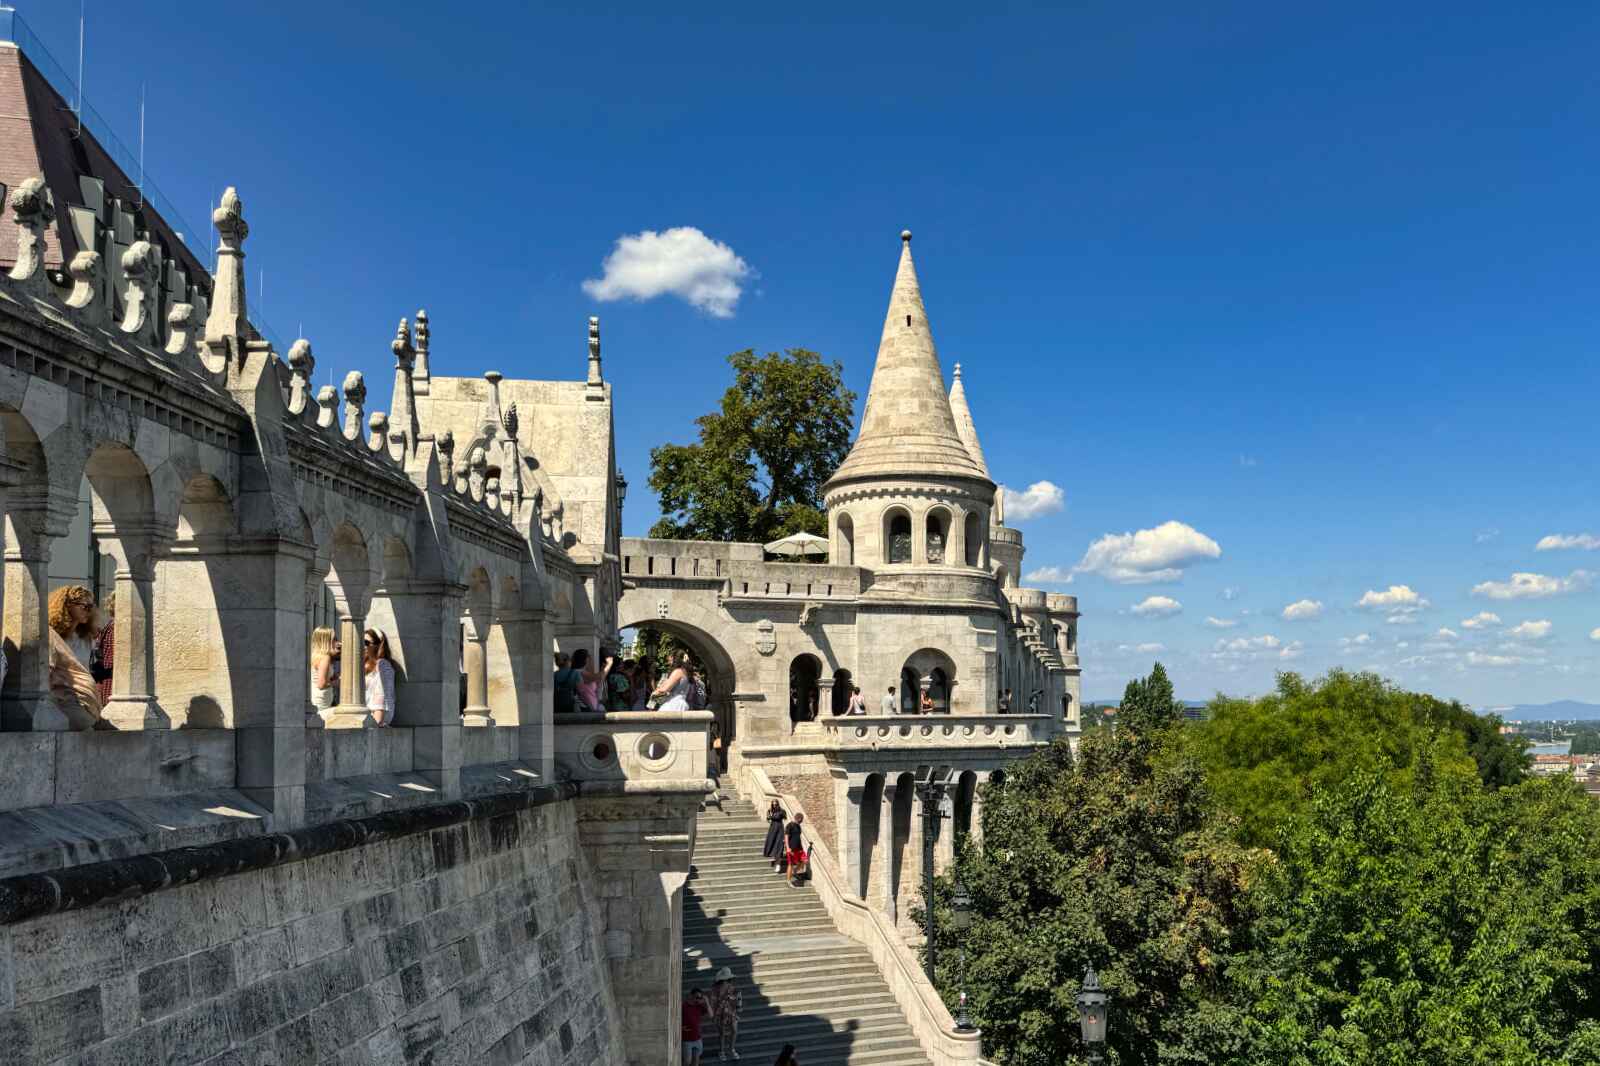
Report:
821,713,1052,749
553,709,715,786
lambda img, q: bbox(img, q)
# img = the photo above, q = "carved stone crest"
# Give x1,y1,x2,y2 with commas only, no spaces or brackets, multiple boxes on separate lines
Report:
656,598,670,619
755,619,776,656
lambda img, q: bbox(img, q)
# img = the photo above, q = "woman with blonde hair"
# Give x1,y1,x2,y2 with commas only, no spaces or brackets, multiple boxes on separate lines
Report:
363,628,397,726
310,626,340,716
46,584,104,729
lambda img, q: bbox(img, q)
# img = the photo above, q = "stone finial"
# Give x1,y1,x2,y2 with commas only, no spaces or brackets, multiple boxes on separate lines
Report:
468,446,488,501
66,250,101,314
7,176,55,290
953,362,961,379
165,301,195,357
502,401,519,440
413,308,431,390
341,370,367,440
286,339,315,414
485,468,501,511
438,429,455,478
118,240,159,337
390,316,419,451
203,186,249,361
367,411,389,452
315,385,338,429
480,370,504,445
585,315,603,397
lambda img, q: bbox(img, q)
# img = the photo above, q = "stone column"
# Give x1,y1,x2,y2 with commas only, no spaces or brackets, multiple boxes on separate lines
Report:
461,621,492,727
95,530,167,730
384,580,464,796
3,510,63,730
835,771,867,898
918,672,933,712
324,613,370,729
490,610,549,776
900,789,927,937
877,779,902,924
816,675,835,717
303,566,328,729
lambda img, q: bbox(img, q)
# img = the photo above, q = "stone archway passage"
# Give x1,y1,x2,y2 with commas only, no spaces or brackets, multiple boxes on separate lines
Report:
617,614,741,744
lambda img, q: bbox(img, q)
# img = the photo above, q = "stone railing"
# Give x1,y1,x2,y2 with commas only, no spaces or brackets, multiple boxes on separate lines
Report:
822,713,1052,749
553,710,715,786
746,766,982,1066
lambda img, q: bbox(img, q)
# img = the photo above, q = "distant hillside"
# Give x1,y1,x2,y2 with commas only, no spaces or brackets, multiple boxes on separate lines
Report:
1497,699,1600,722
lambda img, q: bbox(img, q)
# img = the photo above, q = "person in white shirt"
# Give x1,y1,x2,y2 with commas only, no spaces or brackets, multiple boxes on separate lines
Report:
363,629,397,726
880,686,897,715
847,686,866,714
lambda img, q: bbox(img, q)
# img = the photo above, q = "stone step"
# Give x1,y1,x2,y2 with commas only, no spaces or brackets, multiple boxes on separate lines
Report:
715,1029,926,1063
684,974,903,1008
684,917,835,939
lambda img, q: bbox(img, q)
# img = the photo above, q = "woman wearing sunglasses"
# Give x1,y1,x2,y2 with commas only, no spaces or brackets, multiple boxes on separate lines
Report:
363,629,397,726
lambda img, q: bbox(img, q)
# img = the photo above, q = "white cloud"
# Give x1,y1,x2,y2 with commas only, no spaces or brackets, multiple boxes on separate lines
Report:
1591,628,1600,642
1385,612,1422,626
1134,642,1166,654
1212,634,1301,662
1130,595,1182,617
1023,565,1072,585
1506,619,1553,641
1075,521,1221,584
1535,533,1600,551
1003,482,1066,521
1221,587,1240,601
1357,585,1427,610
1435,627,1459,640
1461,611,1501,630
1467,650,1528,668
582,227,753,317
1475,528,1501,544
1281,599,1323,621
1340,633,1374,647
1472,570,1594,600
1203,616,1239,629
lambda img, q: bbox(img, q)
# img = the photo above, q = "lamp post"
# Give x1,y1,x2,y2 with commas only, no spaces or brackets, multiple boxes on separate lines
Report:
914,766,953,984
1075,966,1109,1064
951,881,975,1032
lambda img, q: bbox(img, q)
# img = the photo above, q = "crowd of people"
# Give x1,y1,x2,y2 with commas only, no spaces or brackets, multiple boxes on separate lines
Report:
551,648,711,714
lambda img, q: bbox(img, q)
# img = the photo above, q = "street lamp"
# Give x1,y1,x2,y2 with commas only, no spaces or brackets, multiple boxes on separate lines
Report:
914,765,954,984
1076,966,1109,1063
951,881,975,1032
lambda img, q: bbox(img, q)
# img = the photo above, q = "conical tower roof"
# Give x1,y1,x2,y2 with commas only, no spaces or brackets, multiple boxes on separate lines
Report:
947,362,990,478
826,232,992,489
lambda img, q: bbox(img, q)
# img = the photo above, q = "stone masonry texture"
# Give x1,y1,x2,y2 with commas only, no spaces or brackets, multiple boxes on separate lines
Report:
0,799,624,1065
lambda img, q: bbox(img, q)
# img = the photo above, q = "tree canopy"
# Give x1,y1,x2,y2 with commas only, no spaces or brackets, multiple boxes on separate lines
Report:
647,348,855,543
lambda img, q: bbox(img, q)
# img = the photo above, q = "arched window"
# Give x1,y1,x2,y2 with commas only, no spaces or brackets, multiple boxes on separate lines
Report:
836,512,855,566
900,666,919,714
926,509,948,565
832,668,852,715
926,668,950,713
886,510,912,564
789,654,821,727
964,511,981,567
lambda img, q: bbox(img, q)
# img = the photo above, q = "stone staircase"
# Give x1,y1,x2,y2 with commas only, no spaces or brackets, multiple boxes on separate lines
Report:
682,789,934,1065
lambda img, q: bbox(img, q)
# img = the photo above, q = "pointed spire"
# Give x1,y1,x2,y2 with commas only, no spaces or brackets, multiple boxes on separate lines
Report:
947,361,990,478
826,231,991,488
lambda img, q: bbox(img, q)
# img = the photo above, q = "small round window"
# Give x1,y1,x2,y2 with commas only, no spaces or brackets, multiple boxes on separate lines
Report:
592,740,613,762
638,733,672,762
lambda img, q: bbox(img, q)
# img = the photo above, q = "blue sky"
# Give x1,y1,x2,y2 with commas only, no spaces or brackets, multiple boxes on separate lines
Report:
18,1,1600,708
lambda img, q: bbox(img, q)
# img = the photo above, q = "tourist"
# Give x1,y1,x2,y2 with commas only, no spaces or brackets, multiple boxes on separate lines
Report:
554,652,580,713
576,648,609,712
920,689,934,714
93,600,114,703
880,685,896,715
847,685,865,715
682,988,709,1066
630,659,652,711
605,655,633,711
773,1042,799,1065
654,652,695,711
784,812,807,887
708,967,743,1061
1027,689,1042,714
998,688,1012,714
363,629,396,726
310,626,339,715
762,800,787,871
47,585,105,729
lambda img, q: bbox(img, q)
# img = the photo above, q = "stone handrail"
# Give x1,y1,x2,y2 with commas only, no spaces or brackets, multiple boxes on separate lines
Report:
745,766,982,1066
821,713,1052,749
553,710,714,786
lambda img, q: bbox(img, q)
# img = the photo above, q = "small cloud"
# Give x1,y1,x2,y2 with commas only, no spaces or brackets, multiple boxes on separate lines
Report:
1472,570,1594,600
1281,598,1323,621
1590,627,1600,642
1340,633,1373,647
1239,455,1258,468
1385,612,1422,626
1467,650,1528,668
1435,627,1459,640
1023,565,1073,585
582,227,753,317
1221,586,1240,601
1475,528,1501,544
1212,634,1300,662
1357,585,1427,610
1461,611,1501,630
1134,642,1166,654
1535,533,1600,551
1003,482,1066,521
1507,619,1553,641
1075,521,1221,584
1203,616,1239,629
1130,595,1182,617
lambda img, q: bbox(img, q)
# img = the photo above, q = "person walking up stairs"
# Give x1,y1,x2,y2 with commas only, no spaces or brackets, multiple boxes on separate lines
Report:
682,787,935,1066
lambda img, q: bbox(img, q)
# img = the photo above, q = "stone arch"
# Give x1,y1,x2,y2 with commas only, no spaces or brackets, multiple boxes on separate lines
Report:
883,506,912,565
899,664,919,715
887,771,915,924
615,601,743,740
327,523,374,619
789,652,821,727
859,772,884,900
963,510,982,567
994,563,1011,589
154,474,244,727
835,511,855,566
831,667,853,715
924,505,951,565
0,405,55,727
954,769,978,843
901,647,958,714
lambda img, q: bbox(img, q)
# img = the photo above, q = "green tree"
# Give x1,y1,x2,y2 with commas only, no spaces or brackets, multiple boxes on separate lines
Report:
1185,671,1525,846
1239,765,1600,1065
648,348,856,542
933,664,1256,1066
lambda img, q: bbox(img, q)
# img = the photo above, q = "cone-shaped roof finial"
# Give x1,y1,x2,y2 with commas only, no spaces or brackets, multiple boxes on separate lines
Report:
825,232,991,488
948,360,990,478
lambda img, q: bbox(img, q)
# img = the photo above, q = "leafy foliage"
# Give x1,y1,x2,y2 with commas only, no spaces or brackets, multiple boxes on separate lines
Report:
647,348,855,543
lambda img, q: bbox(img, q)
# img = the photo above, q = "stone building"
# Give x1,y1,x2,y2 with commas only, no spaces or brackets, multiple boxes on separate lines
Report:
618,230,1081,932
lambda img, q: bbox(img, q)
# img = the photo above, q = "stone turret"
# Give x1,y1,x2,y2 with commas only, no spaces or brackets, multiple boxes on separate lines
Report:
824,232,995,582
947,362,990,478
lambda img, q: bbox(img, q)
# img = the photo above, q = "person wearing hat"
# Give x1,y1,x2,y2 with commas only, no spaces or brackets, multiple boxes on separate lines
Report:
708,966,743,1061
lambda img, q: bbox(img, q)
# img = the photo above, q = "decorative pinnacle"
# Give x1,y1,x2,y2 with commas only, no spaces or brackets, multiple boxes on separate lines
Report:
212,187,247,241
392,317,414,365
287,338,314,375
901,229,912,243
953,362,961,379
484,370,502,386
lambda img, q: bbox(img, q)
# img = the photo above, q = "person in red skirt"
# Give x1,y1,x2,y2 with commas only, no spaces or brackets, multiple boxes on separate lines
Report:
784,812,807,887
